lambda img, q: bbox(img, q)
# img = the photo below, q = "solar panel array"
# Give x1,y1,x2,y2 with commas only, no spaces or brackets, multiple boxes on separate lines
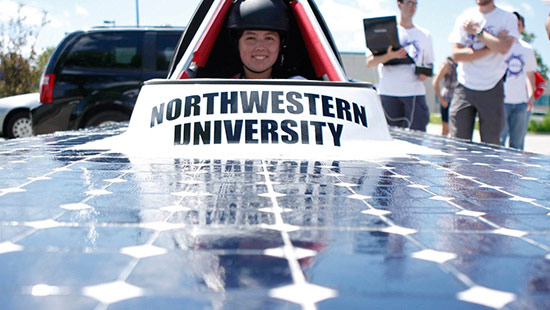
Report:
0,125,549,310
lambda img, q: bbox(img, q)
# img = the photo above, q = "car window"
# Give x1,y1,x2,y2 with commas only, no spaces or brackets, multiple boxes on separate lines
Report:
156,33,181,71
64,32,143,70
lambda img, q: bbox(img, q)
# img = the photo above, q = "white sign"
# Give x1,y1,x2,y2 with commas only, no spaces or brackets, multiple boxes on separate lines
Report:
124,79,393,159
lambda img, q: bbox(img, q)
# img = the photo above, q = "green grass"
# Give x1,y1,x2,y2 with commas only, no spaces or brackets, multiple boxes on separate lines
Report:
429,114,479,130
431,113,550,133
529,113,550,133
429,114,442,125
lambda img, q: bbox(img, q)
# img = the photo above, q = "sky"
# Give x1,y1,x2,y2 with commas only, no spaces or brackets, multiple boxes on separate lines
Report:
1,0,550,71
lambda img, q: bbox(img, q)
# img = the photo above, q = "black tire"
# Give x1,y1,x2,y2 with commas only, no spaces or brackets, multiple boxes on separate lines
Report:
5,111,33,139
85,111,129,128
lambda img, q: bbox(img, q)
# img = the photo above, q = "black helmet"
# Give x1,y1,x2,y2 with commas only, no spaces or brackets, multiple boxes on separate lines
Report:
227,0,289,32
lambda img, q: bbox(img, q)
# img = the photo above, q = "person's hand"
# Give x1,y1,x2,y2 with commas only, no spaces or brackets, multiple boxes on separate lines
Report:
497,29,509,39
417,74,428,82
527,97,534,112
386,45,408,60
440,99,449,109
463,20,482,36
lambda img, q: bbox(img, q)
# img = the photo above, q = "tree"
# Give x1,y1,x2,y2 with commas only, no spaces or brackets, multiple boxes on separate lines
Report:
36,47,55,72
0,4,48,97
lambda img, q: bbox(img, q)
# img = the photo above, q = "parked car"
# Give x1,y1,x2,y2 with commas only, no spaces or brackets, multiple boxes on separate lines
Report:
31,26,184,135
0,92,40,138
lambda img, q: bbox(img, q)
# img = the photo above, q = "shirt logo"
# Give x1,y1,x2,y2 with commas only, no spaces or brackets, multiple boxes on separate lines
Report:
402,39,421,62
506,54,525,78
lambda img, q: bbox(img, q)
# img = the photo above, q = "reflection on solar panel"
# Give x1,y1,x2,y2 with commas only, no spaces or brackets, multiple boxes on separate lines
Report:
0,124,549,310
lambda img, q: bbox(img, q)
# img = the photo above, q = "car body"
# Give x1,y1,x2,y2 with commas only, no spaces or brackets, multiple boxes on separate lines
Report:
0,92,40,138
31,27,184,135
122,0,387,159
2,2,547,310
168,0,344,81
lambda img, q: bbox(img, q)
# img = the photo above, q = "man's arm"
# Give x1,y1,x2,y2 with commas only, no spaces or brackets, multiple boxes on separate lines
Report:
463,20,515,55
451,43,492,63
526,71,536,112
546,14,550,40
366,45,408,68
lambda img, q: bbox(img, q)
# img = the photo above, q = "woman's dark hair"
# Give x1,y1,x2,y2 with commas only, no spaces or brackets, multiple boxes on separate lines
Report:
513,11,525,27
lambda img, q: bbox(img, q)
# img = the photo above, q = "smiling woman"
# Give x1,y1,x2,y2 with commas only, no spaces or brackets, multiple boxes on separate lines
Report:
226,0,301,79
237,30,282,79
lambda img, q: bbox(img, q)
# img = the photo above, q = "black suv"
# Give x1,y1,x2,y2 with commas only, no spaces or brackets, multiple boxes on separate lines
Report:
32,27,183,135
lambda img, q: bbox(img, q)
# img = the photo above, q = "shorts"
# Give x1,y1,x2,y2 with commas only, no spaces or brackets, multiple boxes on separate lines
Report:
380,95,430,132
440,96,451,123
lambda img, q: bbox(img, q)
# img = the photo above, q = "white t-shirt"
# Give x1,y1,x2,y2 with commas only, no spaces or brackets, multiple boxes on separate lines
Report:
504,39,537,104
448,7,520,91
366,25,434,97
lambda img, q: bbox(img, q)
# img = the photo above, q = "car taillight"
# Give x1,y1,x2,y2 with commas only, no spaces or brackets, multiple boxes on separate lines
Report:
40,73,55,103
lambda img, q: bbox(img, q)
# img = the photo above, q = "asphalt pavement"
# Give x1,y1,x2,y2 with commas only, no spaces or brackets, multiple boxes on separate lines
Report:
426,123,550,155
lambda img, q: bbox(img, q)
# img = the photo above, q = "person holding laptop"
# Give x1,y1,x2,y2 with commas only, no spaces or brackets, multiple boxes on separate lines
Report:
365,0,434,132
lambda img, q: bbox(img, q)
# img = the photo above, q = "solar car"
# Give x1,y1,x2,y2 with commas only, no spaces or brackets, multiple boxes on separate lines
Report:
124,0,391,159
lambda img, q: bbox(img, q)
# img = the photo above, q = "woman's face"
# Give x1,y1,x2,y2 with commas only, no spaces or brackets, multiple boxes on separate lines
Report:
238,30,281,79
